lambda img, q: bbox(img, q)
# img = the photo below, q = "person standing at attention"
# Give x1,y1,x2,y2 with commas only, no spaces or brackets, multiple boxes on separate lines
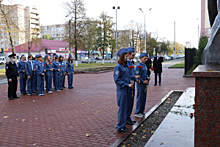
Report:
66,55,74,89
17,54,27,95
153,52,163,86
26,54,36,95
114,48,134,133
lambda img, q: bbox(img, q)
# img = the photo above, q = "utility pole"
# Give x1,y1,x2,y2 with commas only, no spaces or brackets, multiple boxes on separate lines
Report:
113,6,120,60
198,18,200,49
69,20,71,56
174,18,176,60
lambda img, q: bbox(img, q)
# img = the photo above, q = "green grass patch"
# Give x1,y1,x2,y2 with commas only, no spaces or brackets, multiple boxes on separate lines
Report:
169,62,185,68
0,69,5,75
74,63,116,69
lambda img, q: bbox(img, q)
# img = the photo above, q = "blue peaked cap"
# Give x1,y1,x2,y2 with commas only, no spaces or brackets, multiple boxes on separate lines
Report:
45,54,48,58
127,47,135,53
28,53,32,56
69,55,73,58
20,54,25,58
139,53,148,58
117,48,128,56
54,55,58,58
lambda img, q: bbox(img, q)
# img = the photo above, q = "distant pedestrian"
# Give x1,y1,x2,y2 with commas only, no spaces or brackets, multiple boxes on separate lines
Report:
135,53,149,118
17,54,27,95
53,55,61,91
153,52,163,86
59,55,66,89
145,55,152,77
26,54,36,95
114,48,134,133
5,54,20,100
66,55,74,89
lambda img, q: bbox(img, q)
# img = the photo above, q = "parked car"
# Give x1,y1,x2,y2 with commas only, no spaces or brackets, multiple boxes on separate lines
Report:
164,56,171,60
112,57,117,61
0,56,6,65
82,57,96,63
95,57,102,60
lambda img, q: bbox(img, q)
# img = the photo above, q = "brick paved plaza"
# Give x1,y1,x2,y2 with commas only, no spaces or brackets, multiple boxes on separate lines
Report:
0,68,194,147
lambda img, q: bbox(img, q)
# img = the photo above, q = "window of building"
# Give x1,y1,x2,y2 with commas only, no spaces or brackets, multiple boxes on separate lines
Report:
56,34,59,37
45,26,47,30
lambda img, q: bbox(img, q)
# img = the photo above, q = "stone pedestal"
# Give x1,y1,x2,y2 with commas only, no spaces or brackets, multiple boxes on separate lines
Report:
193,65,220,147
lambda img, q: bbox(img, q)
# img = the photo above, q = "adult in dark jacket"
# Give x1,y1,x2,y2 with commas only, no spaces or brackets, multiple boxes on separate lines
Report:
153,52,163,86
5,54,20,100
145,56,152,77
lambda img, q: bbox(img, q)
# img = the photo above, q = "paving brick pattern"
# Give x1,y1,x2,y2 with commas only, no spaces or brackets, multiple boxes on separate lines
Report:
0,68,194,147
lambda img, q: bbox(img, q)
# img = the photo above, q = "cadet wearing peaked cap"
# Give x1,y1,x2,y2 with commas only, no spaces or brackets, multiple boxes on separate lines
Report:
114,48,134,132
66,55,74,89
17,54,27,95
26,53,36,95
6,54,20,100
59,55,66,89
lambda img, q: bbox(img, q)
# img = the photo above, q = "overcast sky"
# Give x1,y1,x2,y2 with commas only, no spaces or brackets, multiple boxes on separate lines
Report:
4,0,201,48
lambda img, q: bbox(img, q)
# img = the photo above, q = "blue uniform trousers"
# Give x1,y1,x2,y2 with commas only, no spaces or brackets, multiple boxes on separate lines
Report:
60,72,65,88
68,72,73,88
37,75,44,94
135,83,147,114
116,87,128,131
27,74,35,94
19,73,27,94
127,84,135,121
34,72,37,91
54,73,60,90
46,72,52,92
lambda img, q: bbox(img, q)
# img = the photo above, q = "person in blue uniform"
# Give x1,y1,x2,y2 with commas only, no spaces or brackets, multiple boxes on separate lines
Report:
126,47,140,125
114,48,134,133
5,54,20,100
17,54,27,95
36,55,45,96
33,55,39,93
59,55,66,89
52,53,57,89
135,53,149,118
53,55,61,91
66,55,74,89
26,54,36,95
45,55,53,93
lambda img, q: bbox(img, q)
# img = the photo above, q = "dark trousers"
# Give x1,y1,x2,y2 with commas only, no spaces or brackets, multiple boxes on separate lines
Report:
155,72,161,84
8,76,18,98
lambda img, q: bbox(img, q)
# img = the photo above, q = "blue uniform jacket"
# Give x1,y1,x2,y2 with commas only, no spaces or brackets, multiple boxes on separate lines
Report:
17,61,26,74
60,61,66,73
26,60,34,76
66,61,74,73
135,62,148,84
114,63,130,89
127,60,136,82
36,61,45,75
53,61,61,74
44,61,53,75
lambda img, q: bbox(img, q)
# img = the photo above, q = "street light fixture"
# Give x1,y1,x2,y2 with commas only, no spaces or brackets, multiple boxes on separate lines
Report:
139,8,152,53
113,6,120,61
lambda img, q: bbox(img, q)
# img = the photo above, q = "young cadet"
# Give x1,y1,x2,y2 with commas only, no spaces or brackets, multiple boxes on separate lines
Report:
59,55,66,89
52,53,57,89
33,55,39,92
17,54,27,95
5,54,20,100
114,48,134,133
45,55,53,93
26,54,36,95
135,53,149,118
53,55,61,91
126,47,139,125
66,55,74,89
36,55,45,96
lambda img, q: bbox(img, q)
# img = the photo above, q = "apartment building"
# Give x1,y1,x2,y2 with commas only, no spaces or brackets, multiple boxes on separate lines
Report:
201,0,211,38
0,4,40,51
41,24,66,41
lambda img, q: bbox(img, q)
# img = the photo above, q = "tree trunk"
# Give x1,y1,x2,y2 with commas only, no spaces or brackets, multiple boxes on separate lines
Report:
74,3,77,61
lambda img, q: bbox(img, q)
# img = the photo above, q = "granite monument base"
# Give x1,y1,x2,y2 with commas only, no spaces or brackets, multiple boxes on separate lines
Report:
193,65,220,147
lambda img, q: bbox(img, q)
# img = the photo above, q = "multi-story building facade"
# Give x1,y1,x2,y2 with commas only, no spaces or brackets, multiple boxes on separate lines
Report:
201,0,211,38
0,4,40,51
41,24,66,41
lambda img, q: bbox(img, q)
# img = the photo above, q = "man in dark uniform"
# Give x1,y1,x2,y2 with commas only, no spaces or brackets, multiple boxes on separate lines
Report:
153,52,163,86
5,54,20,100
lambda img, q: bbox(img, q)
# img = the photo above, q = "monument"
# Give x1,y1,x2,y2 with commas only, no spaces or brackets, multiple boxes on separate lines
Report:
193,0,220,146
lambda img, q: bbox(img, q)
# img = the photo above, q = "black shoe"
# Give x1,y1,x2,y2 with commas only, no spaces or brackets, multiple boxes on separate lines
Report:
159,83,161,86
9,98,14,100
63,87,66,88
126,121,136,125
117,127,128,133
60,88,63,90
154,84,157,86
71,87,74,89
13,97,20,99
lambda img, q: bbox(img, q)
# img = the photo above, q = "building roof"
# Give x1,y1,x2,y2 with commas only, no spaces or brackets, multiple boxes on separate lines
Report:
6,39,75,53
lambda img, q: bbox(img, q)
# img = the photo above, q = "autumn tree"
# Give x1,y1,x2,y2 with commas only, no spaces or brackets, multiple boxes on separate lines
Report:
42,34,53,40
64,0,86,61
169,41,185,55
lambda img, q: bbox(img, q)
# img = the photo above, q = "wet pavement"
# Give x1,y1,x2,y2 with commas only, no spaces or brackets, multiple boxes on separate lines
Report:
145,87,195,147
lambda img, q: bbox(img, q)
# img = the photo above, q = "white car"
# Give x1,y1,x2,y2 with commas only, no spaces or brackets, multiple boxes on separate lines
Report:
164,56,171,60
0,56,6,65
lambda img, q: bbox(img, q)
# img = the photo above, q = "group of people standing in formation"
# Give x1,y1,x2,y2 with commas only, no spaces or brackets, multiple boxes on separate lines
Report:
6,53,75,100
114,47,163,132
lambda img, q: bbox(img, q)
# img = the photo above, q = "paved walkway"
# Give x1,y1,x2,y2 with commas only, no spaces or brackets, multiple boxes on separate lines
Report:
0,64,194,146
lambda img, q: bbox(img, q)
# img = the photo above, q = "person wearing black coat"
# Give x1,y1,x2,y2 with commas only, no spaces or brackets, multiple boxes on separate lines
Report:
153,52,163,86
145,56,152,77
5,54,20,100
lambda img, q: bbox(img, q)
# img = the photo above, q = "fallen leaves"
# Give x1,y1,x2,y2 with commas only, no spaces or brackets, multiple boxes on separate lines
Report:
22,119,25,122
86,133,90,137
3,116,9,118
70,126,73,128
160,142,164,145
132,133,137,136
142,130,147,133
48,128,52,131
151,131,155,134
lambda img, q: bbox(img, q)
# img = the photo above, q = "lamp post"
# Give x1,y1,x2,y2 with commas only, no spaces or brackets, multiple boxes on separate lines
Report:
139,8,152,53
197,18,200,49
113,6,120,60
174,17,176,60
